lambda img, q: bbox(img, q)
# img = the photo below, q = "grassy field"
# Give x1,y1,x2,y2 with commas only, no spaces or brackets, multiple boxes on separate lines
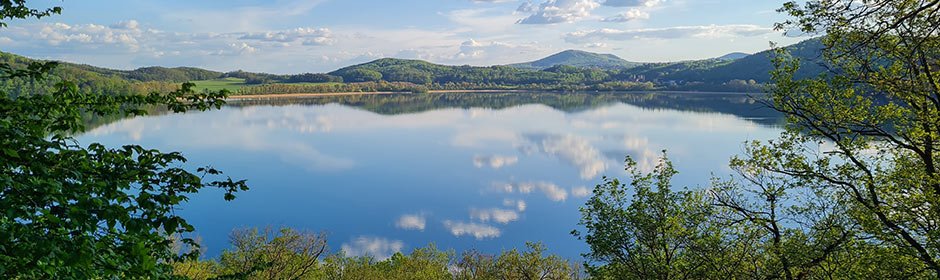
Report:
192,78,248,92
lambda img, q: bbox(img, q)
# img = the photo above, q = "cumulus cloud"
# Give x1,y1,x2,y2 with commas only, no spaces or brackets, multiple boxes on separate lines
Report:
516,0,601,24
29,22,144,51
602,0,663,7
522,134,607,179
239,27,334,46
395,214,427,231
565,24,775,43
1,20,341,70
110,20,141,30
470,208,520,224
210,42,259,56
341,236,405,260
495,181,569,202
473,154,519,169
602,8,650,22
443,221,502,239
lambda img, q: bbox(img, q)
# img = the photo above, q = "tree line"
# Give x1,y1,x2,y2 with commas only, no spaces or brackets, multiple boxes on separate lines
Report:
172,228,584,280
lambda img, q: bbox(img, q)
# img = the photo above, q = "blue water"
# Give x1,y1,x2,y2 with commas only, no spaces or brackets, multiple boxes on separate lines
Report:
76,92,783,260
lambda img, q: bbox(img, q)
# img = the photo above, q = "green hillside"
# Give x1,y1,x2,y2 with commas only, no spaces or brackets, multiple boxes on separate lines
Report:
328,58,634,88
508,50,643,70
716,52,750,61
620,38,827,83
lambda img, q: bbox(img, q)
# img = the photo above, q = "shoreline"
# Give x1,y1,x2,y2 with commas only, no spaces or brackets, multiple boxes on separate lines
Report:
226,89,534,99
226,89,761,100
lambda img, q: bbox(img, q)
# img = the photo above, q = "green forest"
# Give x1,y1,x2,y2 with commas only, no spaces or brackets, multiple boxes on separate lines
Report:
2,0,940,279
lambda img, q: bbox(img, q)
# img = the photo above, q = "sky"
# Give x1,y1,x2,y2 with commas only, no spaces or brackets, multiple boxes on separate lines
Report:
0,0,805,74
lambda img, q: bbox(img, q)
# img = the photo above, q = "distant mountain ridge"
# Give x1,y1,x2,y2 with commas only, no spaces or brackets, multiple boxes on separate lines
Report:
508,50,642,70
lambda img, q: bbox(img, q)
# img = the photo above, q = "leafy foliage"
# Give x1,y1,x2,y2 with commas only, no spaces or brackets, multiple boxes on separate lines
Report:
0,3,248,278
751,0,940,276
575,0,940,279
575,153,741,279
576,152,930,279
172,228,583,280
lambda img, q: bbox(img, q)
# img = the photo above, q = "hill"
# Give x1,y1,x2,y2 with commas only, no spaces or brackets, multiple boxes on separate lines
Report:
0,51,221,96
508,50,642,70
3,38,828,95
328,57,640,88
716,52,750,61
620,38,827,84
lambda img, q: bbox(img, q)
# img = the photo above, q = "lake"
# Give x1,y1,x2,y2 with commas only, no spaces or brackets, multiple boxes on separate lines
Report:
76,91,784,260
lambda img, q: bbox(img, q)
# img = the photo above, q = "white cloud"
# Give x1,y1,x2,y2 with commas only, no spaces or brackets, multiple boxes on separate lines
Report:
110,20,141,30
517,0,601,24
565,24,775,43
239,27,334,46
210,42,259,56
4,20,342,63
341,236,405,260
602,0,663,7
601,8,650,22
470,208,520,224
443,221,502,239
473,154,520,169
395,214,427,231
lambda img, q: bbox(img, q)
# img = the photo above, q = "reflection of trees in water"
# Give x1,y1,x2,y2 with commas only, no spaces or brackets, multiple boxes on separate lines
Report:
228,91,783,126
85,92,783,131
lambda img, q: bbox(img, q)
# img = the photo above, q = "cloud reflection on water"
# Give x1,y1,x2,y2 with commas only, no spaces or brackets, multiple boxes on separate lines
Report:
395,214,427,231
472,154,519,169
341,236,405,260
443,221,501,240
521,134,608,180
493,181,569,202
80,95,782,256
470,208,520,224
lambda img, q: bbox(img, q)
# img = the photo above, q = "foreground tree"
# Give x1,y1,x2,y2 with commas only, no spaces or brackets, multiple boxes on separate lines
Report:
754,0,940,276
0,2,248,278
574,153,746,279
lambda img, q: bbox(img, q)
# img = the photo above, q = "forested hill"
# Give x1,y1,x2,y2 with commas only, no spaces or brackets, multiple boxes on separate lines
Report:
0,51,223,83
622,38,826,84
327,57,649,89
508,50,642,70
0,51,224,96
716,52,750,61
3,38,827,94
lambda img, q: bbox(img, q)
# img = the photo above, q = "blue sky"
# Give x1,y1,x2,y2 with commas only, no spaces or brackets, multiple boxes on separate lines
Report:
0,0,804,73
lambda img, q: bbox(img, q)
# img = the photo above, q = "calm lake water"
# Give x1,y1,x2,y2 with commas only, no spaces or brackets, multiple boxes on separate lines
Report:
77,91,783,260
